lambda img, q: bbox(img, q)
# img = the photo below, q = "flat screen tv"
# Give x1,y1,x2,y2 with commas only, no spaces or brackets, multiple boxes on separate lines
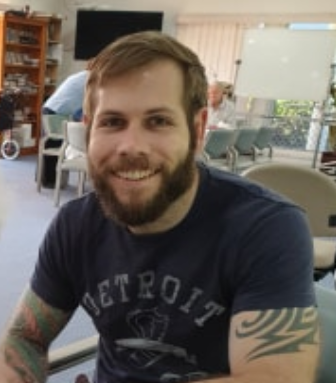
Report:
74,10,164,60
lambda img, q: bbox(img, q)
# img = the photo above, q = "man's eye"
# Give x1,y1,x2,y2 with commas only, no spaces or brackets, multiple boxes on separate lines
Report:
101,117,125,128
148,116,171,127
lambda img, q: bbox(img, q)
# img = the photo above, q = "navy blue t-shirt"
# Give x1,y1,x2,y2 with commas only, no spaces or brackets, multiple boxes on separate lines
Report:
31,164,315,383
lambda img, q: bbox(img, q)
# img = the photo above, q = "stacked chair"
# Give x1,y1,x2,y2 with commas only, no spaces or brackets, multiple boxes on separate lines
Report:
54,121,88,207
252,126,274,161
202,126,274,173
201,129,239,171
36,114,69,191
230,128,259,173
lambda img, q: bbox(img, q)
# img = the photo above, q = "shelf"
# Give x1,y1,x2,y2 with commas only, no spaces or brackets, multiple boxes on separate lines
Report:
5,63,40,69
6,42,40,50
0,13,58,157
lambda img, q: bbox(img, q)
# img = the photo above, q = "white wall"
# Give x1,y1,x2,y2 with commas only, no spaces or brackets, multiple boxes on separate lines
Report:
4,0,336,77
55,0,336,77
1,0,60,13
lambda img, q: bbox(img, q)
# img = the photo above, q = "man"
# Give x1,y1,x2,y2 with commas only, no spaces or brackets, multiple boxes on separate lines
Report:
0,31,320,383
42,69,88,121
207,81,236,128
42,58,94,121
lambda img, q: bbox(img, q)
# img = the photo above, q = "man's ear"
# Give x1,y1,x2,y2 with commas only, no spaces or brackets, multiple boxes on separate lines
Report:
83,114,90,127
194,107,208,153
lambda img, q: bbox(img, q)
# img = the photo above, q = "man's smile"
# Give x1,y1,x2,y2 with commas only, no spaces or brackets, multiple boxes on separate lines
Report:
114,169,159,181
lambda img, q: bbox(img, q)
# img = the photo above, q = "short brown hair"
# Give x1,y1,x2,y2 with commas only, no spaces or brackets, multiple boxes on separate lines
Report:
83,31,207,131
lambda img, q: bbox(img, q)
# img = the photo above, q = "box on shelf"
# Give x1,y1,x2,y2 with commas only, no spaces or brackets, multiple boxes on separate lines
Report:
12,124,35,148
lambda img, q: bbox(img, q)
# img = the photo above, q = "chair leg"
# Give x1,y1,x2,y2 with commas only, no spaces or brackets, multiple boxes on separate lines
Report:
78,171,86,197
54,168,63,207
231,150,238,173
36,153,43,192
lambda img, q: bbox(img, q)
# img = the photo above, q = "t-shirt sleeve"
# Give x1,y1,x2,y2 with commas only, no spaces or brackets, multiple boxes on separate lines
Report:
30,208,80,312
231,205,316,315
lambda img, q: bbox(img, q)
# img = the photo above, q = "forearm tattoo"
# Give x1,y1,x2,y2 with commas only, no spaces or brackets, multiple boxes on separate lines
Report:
2,289,71,382
235,307,319,361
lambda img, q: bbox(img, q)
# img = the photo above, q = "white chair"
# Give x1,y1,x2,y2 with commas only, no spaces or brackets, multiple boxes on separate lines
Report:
242,163,336,284
36,114,69,192
54,121,88,207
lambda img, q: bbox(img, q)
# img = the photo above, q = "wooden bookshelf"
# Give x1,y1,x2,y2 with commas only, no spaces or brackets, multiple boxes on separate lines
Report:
0,13,62,156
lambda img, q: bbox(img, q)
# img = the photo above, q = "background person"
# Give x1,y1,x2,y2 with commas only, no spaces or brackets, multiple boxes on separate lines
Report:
40,60,94,187
0,31,319,383
42,69,88,121
42,58,94,121
207,80,236,129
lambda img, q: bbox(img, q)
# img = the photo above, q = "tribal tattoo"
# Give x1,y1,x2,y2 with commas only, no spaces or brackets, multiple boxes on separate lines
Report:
235,306,319,361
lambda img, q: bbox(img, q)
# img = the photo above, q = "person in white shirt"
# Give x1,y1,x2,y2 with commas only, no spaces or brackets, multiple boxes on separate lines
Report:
42,70,88,121
207,81,236,129
42,59,94,121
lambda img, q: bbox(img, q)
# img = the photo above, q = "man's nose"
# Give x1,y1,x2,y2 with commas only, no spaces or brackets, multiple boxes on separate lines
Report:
117,124,150,155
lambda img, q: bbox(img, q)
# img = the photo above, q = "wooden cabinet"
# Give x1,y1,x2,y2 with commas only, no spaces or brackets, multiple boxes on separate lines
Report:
0,13,62,156
45,16,63,100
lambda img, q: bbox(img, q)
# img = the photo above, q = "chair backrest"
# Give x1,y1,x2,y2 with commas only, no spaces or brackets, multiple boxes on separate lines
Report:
63,121,87,153
254,127,274,150
42,114,69,138
315,284,336,383
234,128,259,154
204,129,239,159
242,163,336,237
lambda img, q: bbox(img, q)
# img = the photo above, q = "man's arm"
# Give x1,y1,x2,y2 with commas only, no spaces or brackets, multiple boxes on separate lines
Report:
0,286,73,383
205,306,320,383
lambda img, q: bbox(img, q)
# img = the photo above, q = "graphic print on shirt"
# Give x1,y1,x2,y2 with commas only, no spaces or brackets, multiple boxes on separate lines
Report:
115,307,208,382
81,271,226,382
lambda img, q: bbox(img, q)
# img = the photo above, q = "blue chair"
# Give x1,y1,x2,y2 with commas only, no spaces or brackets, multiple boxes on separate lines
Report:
315,284,336,383
230,128,259,172
202,129,239,171
253,126,274,161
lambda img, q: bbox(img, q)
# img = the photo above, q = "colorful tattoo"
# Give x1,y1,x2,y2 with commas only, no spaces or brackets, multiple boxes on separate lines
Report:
2,288,72,382
235,307,319,361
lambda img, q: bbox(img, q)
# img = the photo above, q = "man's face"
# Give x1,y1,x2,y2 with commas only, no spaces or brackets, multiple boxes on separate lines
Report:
207,84,224,107
87,60,205,228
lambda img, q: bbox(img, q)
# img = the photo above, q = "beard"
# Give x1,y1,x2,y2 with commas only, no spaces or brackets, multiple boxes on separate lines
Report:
89,150,197,227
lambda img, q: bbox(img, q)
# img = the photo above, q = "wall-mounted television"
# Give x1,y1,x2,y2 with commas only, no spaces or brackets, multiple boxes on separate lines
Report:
74,10,164,60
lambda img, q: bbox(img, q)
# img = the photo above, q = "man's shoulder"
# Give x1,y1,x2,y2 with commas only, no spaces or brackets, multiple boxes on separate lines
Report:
57,192,105,224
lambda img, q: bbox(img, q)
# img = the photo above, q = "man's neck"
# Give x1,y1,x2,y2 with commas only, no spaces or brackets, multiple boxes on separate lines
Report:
128,168,200,235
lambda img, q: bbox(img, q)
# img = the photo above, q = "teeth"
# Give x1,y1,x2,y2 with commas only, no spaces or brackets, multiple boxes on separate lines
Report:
117,170,153,180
